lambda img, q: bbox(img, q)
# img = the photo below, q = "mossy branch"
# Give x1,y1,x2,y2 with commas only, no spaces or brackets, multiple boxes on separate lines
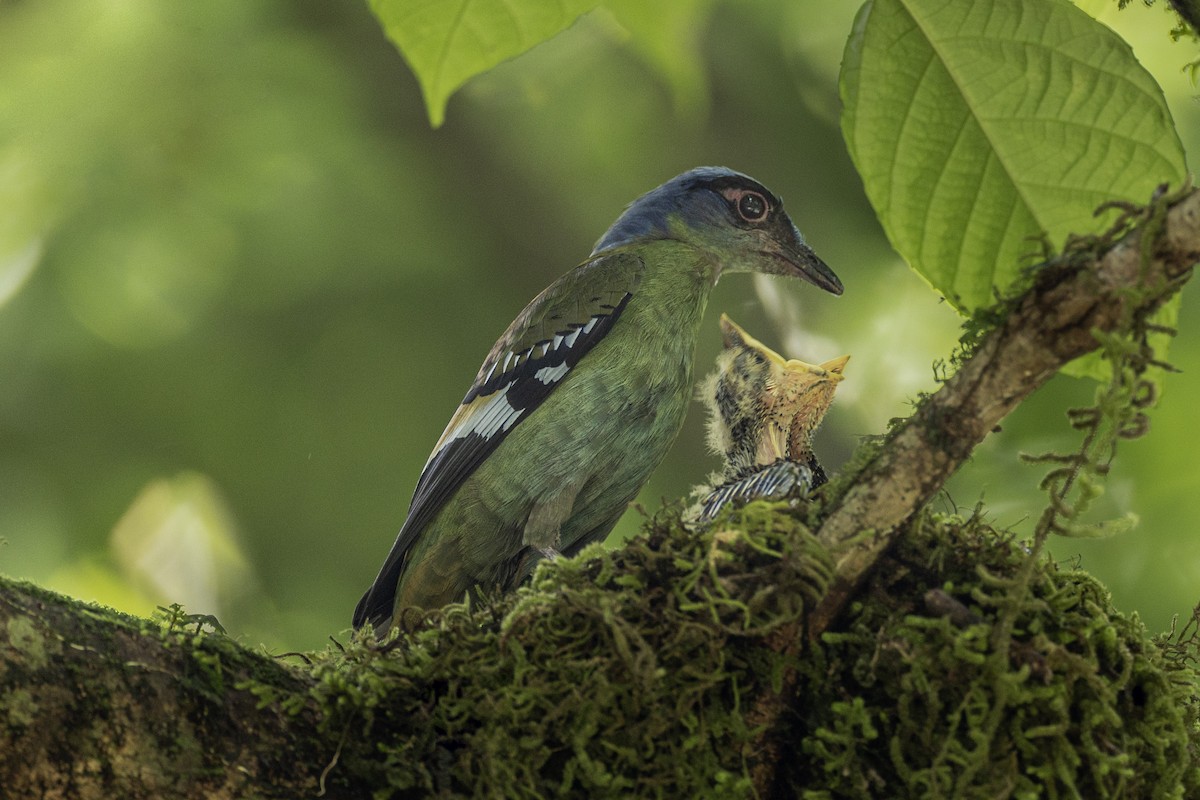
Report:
807,186,1200,638
0,578,375,799
1167,0,1200,40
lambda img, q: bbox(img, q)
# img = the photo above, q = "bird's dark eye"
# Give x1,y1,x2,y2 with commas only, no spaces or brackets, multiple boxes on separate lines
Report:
737,192,768,223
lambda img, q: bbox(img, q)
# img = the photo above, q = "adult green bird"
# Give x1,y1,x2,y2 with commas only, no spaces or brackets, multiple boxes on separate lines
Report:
354,167,843,636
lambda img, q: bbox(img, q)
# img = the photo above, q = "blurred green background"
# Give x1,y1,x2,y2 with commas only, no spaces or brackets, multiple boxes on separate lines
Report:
1,0,1196,652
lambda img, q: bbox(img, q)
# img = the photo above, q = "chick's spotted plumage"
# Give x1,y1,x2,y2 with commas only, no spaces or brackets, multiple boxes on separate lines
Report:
354,167,843,636
695,315,848,524
703,314,848,482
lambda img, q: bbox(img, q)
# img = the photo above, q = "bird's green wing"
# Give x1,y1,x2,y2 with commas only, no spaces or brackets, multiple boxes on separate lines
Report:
353,250,645,630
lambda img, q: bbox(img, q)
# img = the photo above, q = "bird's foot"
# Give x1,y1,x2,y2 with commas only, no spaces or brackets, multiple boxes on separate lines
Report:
539,547,562,560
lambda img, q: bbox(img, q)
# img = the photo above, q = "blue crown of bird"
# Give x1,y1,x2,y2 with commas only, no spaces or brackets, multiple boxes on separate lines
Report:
694,314,849,524
354,166,843,637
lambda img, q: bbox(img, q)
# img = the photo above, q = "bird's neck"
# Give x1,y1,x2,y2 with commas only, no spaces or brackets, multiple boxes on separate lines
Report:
635,238,720,299
609,241,718,384
631,243,717,337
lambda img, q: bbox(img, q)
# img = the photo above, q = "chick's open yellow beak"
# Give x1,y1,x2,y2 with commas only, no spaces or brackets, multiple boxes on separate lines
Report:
779,353,849,384
719,313,849,381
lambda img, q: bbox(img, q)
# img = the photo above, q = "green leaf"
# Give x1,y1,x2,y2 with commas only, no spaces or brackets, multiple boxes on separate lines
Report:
369,0,600,127
840,0,1186,313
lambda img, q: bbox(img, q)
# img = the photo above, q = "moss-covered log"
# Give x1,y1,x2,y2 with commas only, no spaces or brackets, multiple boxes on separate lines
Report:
3,506,1197,798
313,507,1199,798
0,580,378,798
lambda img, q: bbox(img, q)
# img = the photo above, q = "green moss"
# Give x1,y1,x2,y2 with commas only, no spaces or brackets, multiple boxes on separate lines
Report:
3,687,38,727
789,511,1200,799
6,617,49,669
305,506,1199,799
310,503,830,798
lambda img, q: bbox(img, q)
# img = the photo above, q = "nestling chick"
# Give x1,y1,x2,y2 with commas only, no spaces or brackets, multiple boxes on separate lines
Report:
695,314,848,523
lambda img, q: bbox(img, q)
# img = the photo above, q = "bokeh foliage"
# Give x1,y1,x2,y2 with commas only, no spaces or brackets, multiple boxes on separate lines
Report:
0,0,1197,651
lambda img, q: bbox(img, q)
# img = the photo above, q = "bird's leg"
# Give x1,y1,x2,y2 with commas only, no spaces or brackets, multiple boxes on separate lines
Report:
523,480,585,555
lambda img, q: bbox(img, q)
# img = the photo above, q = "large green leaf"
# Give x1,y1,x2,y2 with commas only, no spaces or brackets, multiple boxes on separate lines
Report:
840,0,1187,313
369,0,600,127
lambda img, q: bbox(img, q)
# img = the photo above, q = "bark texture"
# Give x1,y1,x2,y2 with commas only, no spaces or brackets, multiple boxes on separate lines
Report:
0,581,372,799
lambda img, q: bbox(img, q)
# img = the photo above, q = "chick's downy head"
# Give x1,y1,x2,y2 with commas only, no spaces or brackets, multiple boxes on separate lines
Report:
701,314,847,479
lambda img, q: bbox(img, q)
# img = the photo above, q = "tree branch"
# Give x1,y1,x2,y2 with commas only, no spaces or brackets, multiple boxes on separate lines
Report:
1168,0,1200,41
809,187,1200,636
740,187,1200,798
0,579,370,799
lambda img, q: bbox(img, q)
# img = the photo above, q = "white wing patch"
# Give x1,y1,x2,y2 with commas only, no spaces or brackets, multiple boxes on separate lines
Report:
428,382,525,468
470,308,622,404
534,362,570,384
443,294,635,477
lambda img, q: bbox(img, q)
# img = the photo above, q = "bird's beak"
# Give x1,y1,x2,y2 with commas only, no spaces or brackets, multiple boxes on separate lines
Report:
760,224,844,296
720,313,765,352
782,354,849,383
720,314,849,382
819,354,850,378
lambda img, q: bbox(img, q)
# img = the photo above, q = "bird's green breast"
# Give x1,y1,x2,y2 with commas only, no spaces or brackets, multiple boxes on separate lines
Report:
397,245,717,605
